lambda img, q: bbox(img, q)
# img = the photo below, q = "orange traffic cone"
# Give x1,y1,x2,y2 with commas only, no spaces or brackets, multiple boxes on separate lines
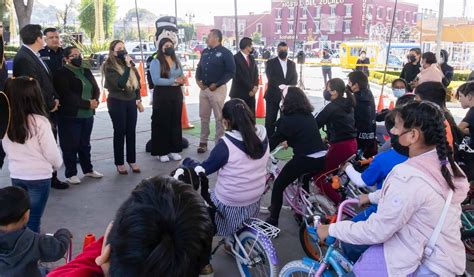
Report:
83,233,96,251
377,93,384,112
388,100,395,110
181,101,194,129
138,62,148,97
187,69,192,78
256,86,266,118
100,90,107,103
258,74,263,86
185,87,190,96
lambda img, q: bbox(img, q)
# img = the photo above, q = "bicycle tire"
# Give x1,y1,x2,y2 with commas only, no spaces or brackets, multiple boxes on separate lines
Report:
299,224,322,261
236,230,278,277
462,205,474,260
279,260,331,277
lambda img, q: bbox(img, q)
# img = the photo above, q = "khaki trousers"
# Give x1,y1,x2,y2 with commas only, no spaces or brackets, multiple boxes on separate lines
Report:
199,85,227,144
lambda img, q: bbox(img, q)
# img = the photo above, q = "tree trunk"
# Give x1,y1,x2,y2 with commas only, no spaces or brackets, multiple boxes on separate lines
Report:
93,0,104,43
13,0,34,30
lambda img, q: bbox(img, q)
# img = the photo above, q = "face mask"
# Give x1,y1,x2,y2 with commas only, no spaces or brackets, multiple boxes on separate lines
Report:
116,50,127,60
164,47,175,56
323,90,332,101
391,135,409,157
439,57,444,64
409,55,417,63
70,57,82,67
278,51,288,59
392,88,406,98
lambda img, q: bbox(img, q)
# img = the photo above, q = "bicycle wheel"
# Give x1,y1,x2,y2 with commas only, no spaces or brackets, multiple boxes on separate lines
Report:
236,230,278,277
279,260,331,277
461,205,474,260
299,224,322,261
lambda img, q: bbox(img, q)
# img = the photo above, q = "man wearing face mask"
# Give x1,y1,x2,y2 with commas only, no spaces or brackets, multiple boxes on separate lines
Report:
264,41,298,138
229,37,259,113
53,46,103,185
400,48,421,92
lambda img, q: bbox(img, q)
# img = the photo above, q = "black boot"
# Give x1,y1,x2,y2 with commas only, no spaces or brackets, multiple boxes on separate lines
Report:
51,172,69,190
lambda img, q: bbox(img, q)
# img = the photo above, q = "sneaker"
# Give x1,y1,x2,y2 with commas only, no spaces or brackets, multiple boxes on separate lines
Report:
66,176,81,185
168,153,182,161
199,264,214,277
51,180,69,190
159,155,170,162
84,170,104,178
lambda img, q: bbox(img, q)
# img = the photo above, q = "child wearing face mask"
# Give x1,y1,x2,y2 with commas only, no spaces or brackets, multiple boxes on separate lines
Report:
149,36,186,163
315,78,357,204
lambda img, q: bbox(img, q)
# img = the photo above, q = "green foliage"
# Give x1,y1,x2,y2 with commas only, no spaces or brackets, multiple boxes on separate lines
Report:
178,23,195,42
73,40,110,56
4,45,19,52
251,32,262,45
78,0,116,39
4,51,16,59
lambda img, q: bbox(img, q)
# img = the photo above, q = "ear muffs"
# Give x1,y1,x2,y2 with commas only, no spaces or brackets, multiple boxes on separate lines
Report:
0,91,10,138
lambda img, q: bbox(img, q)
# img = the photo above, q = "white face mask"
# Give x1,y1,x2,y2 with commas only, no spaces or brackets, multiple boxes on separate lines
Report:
392,88,406,98
439,57,445,64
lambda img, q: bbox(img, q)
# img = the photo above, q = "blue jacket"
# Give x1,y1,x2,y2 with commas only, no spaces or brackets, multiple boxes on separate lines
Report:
196,45,235,87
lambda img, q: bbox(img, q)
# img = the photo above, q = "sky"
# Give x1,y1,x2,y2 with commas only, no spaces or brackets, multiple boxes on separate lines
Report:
40,0,472,25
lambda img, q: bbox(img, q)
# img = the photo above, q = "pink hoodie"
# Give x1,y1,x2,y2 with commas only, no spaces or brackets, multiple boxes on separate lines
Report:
417,63,444,85
329,150,469,276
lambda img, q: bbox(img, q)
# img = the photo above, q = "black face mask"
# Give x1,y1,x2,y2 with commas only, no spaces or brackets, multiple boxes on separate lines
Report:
391,135,409,157
278,51,288,59
323,90,332,101
116,50,127,60
70,57,82,67
164,47,175,56
409,55,417,63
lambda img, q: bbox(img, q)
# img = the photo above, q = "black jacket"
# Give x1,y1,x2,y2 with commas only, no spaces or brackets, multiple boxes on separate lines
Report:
53,66,101,117
264,57,297,103
270,113,327,157
39,47,64,72
440,63,454,87
13,46,58,110
316,97,357,143
355,58,370,76
400,62,420,92
0,227,71,277
354,88,376,134
229,52,258,101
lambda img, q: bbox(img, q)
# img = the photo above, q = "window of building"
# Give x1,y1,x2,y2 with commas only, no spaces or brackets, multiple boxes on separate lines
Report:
396,10,401,22
412,12,417,24
344,20,351,33
300,22,307,33
276,8,282,19
365,23,370,34
316,6,321,18
367,5,373,20
386,8,393,20
288,22,294,33
330,5,336,17
301,7,307,18
329,20,335,33
344,4,352,17
256,23,262,33
315,21,320,34
276,23,281,33
405,11,411,23
376,7,383,20
289,7,294,19
239,24,245,36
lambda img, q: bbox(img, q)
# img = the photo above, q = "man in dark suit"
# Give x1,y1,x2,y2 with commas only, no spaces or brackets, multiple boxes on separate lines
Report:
13,24,69,190
264,41,297,138
229,37,259,112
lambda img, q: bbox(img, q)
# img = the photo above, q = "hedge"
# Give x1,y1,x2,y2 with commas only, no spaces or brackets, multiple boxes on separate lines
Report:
372,70,471,82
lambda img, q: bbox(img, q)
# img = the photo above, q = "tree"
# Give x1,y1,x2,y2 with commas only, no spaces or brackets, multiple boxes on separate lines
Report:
78,0,115,40
178,23,195,42
56,0,75,31
94,0,104,43
251,32,262,45
124,8,156,23
13,0,34,30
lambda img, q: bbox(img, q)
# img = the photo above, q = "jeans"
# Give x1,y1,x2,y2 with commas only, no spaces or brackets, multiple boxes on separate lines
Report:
107,97,138,165
11,178,51,233
322,68,332,84
58,116,94,178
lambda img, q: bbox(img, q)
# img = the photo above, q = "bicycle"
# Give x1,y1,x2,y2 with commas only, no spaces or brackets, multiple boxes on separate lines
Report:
279,199,359,277
462,204,474,261
172,167,280,277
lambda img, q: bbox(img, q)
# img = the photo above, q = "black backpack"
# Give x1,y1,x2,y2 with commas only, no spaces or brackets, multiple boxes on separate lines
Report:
146,53,157,89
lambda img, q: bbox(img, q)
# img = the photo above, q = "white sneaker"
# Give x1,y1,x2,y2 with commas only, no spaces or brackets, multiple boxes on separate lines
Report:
66,176,81,184
84,170,104,178
159,155,170,162
168,153,182,161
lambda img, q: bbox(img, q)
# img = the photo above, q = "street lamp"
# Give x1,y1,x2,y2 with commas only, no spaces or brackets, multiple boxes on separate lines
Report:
185,12,195,24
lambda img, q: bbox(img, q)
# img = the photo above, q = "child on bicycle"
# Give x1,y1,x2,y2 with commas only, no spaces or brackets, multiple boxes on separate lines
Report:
317,101,469,276
0,186,72,277
315,78,357,204
266,87,327,227
456,81,474,182
183,99,269,241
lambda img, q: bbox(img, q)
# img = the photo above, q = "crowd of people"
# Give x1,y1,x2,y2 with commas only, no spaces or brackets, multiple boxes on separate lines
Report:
0,18,473,277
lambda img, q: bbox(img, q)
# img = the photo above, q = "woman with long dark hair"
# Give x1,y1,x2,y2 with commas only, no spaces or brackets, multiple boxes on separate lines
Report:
266,87,327,227
103,40,144,174
317,101,468,276
2,77,63,232
149,37,186,162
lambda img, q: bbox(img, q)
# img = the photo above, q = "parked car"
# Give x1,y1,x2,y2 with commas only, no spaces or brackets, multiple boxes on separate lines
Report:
89,51,108,70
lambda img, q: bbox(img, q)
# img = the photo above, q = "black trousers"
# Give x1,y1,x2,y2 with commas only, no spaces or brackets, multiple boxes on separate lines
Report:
231,96,256,115
270,155,326,221
265,100,280,139
151,86,183,156
0,141,5,169
107,97,138,165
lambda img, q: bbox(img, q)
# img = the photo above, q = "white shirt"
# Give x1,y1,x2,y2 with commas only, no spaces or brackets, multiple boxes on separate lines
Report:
279,58,288,78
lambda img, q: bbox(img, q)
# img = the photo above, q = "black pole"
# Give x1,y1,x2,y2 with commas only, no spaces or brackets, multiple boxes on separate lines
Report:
380,0,398,97
134,0,145,63
234,0,238,47
292,2,301,59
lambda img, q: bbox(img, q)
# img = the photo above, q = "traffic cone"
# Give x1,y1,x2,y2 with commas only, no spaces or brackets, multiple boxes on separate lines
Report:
138,62,148,97
377,93,384,112
83,233,96,251
388,100,395,110
187,69,192,78
185,87,190,96
181,101,194,129
258,74,263,86
100,90,107,103
256,86,266,118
